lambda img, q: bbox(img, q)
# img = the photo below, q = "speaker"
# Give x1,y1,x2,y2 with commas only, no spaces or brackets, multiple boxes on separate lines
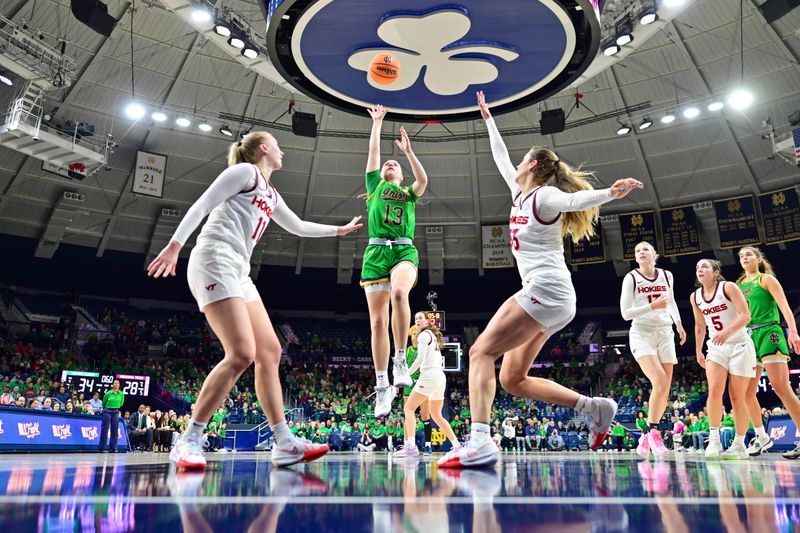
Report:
540,108,565,135
758,0,799,23
292,111,317,138
71,0,117,37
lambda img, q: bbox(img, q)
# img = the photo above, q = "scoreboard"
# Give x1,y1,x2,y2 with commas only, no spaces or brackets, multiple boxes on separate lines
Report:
60,370,151,399
425,310,446,331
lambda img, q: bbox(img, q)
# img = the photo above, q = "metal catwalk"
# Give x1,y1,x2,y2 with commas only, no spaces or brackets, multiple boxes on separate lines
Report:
0,451,798,532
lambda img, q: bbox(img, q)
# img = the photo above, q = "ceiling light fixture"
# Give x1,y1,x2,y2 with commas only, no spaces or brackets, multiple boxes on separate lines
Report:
198,122,212,132
219,125,233,137
683,106,700,118
213,19,231,37
616,122,631,135
639,117,653,130
707,101,724,111
228,35,245,49
176,117,191,127
151,111,167,122
241,43,258,59
660,113,676,124
125,103,146,120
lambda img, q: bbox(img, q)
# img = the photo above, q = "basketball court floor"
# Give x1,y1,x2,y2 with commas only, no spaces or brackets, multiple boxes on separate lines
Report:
0,451,797,531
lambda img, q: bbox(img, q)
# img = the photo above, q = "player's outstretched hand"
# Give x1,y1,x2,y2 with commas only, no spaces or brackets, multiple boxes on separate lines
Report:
147,241,180,278
368,105,388,122
476,91,492,121
609,178,644,199
338,216,364,236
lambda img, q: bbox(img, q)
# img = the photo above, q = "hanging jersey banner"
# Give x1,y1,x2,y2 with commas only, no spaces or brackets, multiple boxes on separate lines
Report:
132,151,167,198
619,211,657,261
481,225,514,268
714,195,760,248
759,187,800,244
660,205,701,256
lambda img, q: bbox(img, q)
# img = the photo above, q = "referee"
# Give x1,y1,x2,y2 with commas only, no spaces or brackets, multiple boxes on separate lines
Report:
100,380,125,452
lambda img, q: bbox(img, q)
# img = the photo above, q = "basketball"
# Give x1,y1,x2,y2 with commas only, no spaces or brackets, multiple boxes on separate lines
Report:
369,53,400,85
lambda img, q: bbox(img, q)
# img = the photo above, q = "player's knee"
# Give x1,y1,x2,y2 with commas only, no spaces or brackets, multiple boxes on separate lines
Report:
370,313,389,332
499,371,522,395
227,342,256,370
772,379,793,399
650,373,668,394
390,285,409,304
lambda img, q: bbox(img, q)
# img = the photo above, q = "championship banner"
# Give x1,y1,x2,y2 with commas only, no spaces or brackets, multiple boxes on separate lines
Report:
481,225,514,269
659,205,701,256
569,219,605,265
619,211,657,261
759,187,800,244
0,407,130,452
713,195,760,248
131,150,167,198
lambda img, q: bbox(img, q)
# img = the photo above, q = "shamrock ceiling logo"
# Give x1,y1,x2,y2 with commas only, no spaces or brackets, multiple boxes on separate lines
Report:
347,7,520,95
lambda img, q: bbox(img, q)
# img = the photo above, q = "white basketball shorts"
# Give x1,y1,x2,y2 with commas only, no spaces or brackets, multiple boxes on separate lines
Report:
186,241,260,311
411,371,446,401
513,273,576,336
705,332,757,378
630,326,678,364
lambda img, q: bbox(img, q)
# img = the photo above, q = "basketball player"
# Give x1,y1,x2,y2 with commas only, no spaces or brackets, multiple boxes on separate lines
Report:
361,105,429,418
736,247,800,458
404,325,433,454
437,91,642,468
394,311,461,458
690,258,757,459
620,241,686,459
147,131,363,469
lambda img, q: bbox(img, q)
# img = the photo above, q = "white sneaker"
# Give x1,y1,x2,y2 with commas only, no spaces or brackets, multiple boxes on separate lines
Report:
747,435,773,457
438,439,498,469
170,435,207,470
373,385,396,418
271,436,329,467
589,397,618,450
705,439,722,459
721,441,749,460
392,355,412,388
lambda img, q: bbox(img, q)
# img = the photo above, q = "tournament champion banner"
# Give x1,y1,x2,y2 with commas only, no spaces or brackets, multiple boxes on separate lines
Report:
0,407,130,452
481,225,514,269
569,219,605,264
660,205,701,256
759,187,800,244
713,195,760,248
619,211,657,261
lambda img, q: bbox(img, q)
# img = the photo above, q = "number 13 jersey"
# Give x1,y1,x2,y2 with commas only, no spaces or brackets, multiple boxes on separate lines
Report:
365,169,419,240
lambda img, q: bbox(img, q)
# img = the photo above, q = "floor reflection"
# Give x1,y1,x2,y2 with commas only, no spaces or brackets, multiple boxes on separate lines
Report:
0,452,798,532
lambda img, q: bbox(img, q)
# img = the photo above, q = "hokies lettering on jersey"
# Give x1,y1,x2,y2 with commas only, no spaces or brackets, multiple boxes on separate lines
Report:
629,269,673,329
695,282,741,336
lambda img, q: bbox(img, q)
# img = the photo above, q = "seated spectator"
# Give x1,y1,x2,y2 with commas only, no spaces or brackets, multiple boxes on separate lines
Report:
357,425,376,452
547,430,565,451
128,404,154,452
89,392,103,414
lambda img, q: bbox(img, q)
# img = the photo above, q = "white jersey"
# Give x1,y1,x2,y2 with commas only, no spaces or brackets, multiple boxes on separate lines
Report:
509,186,568,281
171,163,337,261
694,282,747,342
621,268,681,330
486,118,614,286
197,166,277,259
409,330,445,375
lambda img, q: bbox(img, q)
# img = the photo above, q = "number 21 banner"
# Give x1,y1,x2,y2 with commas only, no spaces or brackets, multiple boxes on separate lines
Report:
132,151,167,198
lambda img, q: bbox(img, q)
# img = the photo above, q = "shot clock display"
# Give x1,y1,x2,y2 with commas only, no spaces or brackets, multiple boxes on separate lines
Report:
60,370,151,398
425,310,446,331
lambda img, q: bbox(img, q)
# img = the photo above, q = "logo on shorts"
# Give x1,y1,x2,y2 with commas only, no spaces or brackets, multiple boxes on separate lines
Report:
205,284,217,291
769,332,780,344
530,297,540,305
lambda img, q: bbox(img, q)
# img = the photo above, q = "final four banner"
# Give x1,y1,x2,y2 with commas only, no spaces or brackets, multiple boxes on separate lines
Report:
660,205,701,256
481,225,515,269
713,195,760,249
619,211,657,261
569,219,605,265
759,187,800,245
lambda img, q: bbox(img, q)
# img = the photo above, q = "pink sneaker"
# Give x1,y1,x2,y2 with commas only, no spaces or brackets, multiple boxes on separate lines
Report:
649,429,669,457
636,432,651,459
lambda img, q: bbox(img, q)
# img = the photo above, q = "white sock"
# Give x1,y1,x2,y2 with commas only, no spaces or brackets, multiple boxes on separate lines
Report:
734,434,746,446
710,427,720,441
404,439,414,449
471,422,491,442
185,419,205,440
395,349,405,360
574,395,598,416
376,370,389,388
271,421,293,446
754,425,768,440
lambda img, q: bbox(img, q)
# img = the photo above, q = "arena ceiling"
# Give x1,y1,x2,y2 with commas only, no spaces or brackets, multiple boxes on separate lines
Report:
0,0,798,280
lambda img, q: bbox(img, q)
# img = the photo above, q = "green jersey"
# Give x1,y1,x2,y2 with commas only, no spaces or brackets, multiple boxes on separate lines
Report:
365,170,419,239
738,275,780,326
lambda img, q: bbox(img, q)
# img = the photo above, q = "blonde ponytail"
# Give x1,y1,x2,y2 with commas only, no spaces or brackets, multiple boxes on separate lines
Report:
227,132,274,167
529,147,599,242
